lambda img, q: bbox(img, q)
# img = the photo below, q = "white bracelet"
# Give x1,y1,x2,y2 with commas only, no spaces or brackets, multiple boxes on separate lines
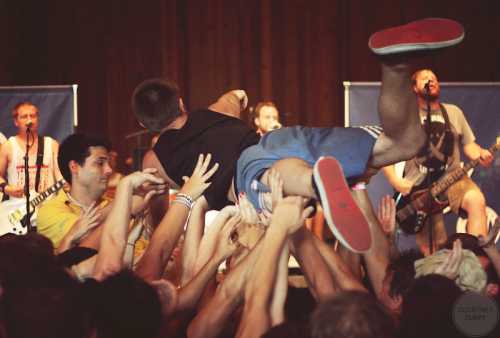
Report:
172,194,194,209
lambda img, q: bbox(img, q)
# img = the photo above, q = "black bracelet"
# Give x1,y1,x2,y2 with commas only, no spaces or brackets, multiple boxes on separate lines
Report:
0,182,6,193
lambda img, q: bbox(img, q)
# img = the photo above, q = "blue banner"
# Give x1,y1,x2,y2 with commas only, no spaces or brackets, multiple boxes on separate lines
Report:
345,82,500,248
0,85,76,142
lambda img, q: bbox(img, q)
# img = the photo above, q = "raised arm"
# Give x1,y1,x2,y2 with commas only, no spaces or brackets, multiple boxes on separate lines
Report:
208,90,248,118
135,154,218,282
236,197,313,338
93,169,166,280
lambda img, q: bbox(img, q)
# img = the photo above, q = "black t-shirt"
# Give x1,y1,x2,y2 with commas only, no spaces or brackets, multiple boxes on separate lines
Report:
153,109,260,209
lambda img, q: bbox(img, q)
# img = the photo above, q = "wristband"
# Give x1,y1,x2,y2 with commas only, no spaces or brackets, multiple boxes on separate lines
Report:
351,182,367,191
172,193,194,209
0,182,6,193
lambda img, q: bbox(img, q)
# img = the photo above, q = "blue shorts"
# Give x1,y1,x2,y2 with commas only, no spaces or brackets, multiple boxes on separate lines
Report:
236,126,381,210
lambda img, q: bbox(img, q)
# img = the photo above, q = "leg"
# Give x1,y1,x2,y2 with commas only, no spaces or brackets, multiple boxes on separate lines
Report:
447,177,487,237
416,214,447,256
261,157,372,253
462,189,487,236
260,157,315,198
368,18,465,168
370,62,425,168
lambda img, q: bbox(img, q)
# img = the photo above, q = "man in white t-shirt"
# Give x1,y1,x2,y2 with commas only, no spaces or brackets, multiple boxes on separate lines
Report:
0,102,63,199
383,69,493,253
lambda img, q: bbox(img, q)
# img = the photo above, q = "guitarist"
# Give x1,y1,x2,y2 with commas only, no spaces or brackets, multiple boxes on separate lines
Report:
0,102,63,206
383,69,493,254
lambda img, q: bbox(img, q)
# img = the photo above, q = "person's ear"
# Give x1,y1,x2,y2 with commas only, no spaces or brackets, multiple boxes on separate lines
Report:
69,160,80,177
254,117,261,128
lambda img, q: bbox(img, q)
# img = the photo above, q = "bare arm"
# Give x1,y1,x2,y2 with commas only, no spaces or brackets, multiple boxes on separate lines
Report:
0,141,24,198
288,228,336,301
136,154,219,282
236,197,313,338
187,237,265,338
463,142,493,167
381,165,413,196
93,169,166,280
311,234,367,292
353,189,391,298
208,90,248,119
180,200,206,285
479,219,500,278
177,215,240,312
51,140,64,182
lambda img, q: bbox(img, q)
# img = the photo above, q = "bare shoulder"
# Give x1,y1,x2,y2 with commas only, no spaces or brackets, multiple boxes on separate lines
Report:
0,139,13,157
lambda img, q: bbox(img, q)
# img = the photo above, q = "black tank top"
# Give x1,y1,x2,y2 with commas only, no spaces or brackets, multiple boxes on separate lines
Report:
154,109,260,209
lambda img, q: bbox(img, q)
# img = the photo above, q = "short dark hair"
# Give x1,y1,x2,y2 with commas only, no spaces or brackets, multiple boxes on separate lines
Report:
387,250,423,298
58,133,111,184
311,291,395,338
132,78,181,132
399,274,464,338
12,101,38,118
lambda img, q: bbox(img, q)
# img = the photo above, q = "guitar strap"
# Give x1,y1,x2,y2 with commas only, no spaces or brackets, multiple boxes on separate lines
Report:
438,103,453,169
34,136,45,193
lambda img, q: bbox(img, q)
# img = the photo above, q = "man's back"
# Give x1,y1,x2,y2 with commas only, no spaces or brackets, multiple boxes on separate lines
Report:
154,109,259,210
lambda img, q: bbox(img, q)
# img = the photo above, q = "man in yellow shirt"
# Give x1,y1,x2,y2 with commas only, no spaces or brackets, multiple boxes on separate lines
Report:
37,134,113,252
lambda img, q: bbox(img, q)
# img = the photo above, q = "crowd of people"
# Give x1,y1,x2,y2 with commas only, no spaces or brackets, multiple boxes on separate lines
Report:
0,17,499,338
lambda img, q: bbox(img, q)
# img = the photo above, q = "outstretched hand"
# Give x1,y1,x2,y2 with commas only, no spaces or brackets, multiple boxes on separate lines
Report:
125,168,167,196
478,217,500,249
179,153,219,200
435,239,463,280
215,214,242,260
377,195,397,236
271,196,314,234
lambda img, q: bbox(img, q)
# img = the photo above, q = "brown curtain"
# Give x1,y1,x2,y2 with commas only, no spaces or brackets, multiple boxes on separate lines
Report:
1,0,499,165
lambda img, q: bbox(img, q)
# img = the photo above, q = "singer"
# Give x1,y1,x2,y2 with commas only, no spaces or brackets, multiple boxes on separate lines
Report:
0,102,64,200
252,101,282,136
382,69,494,254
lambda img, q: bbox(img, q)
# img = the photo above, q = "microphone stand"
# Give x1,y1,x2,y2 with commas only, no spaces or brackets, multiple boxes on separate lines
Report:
423,82,434,254
23,126,34,233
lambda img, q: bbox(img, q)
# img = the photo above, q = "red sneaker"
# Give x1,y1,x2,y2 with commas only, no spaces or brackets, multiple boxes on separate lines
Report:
313,156,371,253
369,18,464,55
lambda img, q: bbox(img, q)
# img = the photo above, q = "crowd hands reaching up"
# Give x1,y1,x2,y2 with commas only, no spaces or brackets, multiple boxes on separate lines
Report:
1,153,500,338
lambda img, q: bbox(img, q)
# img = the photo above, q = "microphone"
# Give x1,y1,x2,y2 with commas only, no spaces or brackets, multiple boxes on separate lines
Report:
424,80,431,93
26,121,33,128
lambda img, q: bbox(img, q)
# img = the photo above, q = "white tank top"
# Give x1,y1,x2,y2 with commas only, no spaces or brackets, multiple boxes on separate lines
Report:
6,136,57,194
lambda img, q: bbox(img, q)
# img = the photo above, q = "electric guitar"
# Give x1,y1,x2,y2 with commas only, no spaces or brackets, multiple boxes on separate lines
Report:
0,180,65,236
396,138,499,234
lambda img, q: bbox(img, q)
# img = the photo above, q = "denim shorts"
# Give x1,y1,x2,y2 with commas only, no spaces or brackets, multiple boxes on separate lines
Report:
235,126,380,210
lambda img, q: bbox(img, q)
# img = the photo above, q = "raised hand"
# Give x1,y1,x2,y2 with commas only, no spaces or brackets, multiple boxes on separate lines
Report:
215,214,242,260
231,89,248,111
479,149,493,167
179,153,219,200
238,193,260,225
435,239,463,280
271,196,314,234
478,217,500,249
377,195,397,236
124,168,166,195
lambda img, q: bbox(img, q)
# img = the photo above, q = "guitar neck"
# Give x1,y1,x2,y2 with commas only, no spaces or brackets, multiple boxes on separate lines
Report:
430,142,499,196
29,181,64,209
